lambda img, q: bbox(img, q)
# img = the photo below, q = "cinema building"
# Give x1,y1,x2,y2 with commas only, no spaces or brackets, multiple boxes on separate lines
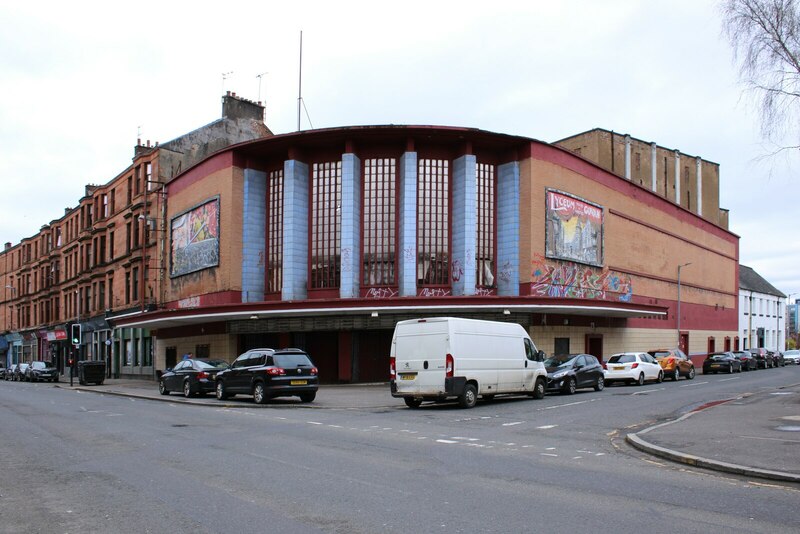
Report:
108,122,740,382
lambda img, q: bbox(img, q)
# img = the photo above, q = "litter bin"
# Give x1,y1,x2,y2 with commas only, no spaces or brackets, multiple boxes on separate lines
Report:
77,360,106,386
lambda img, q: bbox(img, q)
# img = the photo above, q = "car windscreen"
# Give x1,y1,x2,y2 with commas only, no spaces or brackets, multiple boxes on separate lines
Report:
544,355,577,368
274,354,313,367
649,351,669,358
608,354,635,364
31,362,47,369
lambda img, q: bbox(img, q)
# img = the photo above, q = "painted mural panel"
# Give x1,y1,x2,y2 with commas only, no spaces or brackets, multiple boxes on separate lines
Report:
170,198,220,277
531,253,632,302
545,189,603,267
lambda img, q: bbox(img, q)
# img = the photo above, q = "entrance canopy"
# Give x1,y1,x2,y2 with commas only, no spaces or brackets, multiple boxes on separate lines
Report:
110,297,666,331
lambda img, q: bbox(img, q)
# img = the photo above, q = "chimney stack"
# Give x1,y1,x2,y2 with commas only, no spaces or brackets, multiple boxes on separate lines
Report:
221,92,265,122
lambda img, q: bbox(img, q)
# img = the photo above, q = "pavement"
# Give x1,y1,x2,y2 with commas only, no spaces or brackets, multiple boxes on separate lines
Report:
55,374,800,484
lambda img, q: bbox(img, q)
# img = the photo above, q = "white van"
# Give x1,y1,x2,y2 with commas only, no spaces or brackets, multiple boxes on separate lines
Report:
390,317,547,408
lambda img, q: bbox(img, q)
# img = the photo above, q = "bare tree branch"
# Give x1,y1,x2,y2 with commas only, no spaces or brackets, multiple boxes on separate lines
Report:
721,0,800,151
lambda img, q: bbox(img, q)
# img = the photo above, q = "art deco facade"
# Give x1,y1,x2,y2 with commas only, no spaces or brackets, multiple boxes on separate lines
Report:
1,103,740,382
108,125,739,381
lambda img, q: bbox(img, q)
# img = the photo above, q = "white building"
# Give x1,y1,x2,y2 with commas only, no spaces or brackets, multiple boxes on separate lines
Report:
739,265,787,351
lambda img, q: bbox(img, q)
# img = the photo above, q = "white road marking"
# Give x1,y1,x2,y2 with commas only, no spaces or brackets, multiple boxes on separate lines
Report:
718,377,740,382
679,381,708,388
545,447,556,450
328,425,343,428
536,424,557,429
573,456,583,459
543,400,588,410
436,439,458,444
307,421,323,425
540,453,558,457
596,452,606,456
502,421,523,426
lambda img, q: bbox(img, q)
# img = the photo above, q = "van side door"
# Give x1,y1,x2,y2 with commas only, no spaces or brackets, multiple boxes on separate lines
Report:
523,338,537,390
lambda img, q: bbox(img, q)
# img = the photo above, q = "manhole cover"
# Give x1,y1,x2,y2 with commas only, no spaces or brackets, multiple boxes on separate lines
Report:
775,426,800,432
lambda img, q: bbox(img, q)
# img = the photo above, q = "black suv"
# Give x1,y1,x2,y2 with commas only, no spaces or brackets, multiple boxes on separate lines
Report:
215,348,319,404
26,361,59,382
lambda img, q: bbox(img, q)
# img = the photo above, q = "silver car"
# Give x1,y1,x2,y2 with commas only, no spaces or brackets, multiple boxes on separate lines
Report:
783,349,800,365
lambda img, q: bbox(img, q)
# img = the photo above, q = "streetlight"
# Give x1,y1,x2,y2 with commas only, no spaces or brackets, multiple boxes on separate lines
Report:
677,262,692,350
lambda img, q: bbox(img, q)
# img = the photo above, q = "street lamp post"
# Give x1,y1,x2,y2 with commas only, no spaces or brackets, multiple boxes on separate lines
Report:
677,263,692,351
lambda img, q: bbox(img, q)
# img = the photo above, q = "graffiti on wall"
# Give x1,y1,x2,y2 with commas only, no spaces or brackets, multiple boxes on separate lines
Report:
530,254,632,302
170,198,220,277
545,189,603,267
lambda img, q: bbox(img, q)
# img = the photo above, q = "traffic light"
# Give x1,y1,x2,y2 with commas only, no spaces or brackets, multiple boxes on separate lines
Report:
71,324,81,346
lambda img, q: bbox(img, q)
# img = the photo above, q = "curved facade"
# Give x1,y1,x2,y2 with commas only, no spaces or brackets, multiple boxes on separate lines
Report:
110,125,739,382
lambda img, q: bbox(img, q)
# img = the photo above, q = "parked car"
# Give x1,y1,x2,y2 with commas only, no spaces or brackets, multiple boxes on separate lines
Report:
159,358,230,397
783,349,800,365
3,364,14,381
215,348,319,404
769,351,785,368
749,348,771,369
26,361,59,382
0,362,5,378
732,350,757,371
647,348,695,381
544,354,605,394
703,352,741,374
604,352,664,386
15,363,30,381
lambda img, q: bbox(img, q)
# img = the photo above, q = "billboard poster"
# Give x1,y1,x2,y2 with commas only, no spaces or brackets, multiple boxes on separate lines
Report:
170,197,220,277
545,189,603,267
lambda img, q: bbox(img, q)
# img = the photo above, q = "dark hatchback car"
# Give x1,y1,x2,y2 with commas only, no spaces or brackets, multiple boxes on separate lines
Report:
732,350,757,371
769,351,785,368
159,359,230,397
544,354,604,394
215,348,319,404
749,348,771,369
26,361,59,382
703,352,741,374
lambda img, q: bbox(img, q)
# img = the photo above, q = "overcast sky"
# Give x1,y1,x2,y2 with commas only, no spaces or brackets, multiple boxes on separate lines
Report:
1,0,797,299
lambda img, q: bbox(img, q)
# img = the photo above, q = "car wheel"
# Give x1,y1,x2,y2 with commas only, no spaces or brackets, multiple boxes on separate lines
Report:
158,380,170,395
216,380,231,400
532,378,546,400
636,373,645,386
253,382,267,404
563,377,576,395
404,397,422,408
594,376,605,392
656,371,664,383
183,380,193,398
687,367,695,380
299,392,316,403
458,383,478,408
728,365,734,374
672,368,680,381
